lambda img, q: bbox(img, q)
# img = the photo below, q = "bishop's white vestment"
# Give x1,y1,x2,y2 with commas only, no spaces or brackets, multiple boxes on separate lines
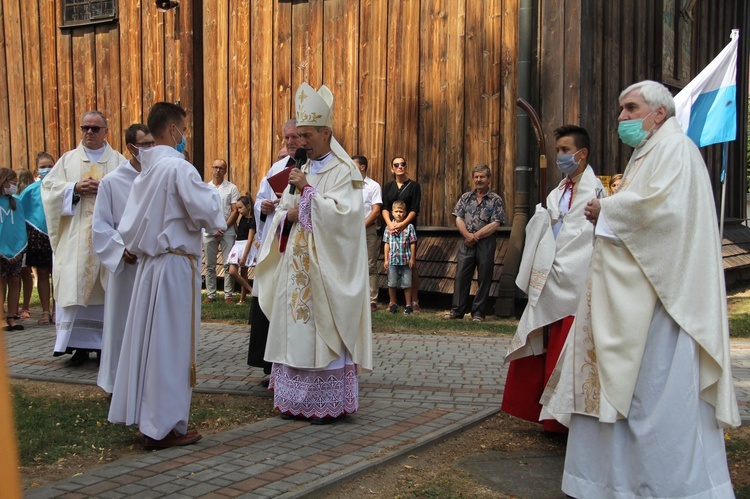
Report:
108,146,224,440
92,160,139,393
502,166,604,432
256,152,373,418
542,118,740,498
42,142,125,355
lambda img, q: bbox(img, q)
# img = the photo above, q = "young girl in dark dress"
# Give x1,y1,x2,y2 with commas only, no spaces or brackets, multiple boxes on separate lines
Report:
226,196,257,304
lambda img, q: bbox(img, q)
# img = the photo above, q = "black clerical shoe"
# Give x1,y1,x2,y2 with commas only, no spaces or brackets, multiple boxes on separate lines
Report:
67,349,89,367
310,416,341,425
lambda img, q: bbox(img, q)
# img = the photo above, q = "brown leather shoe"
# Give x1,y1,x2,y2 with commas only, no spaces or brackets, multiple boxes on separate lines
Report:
143,430,202,449
202,297,216,303
224,297,234,304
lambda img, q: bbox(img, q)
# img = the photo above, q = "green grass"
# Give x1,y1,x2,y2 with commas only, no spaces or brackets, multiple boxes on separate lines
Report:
372,309,517,336
12,382,274,467
728,286,750,338
200,291,252,324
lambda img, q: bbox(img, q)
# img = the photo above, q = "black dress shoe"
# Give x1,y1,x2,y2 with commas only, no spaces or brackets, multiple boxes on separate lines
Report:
67,349,89,367
310,416,339,425
279,413,307,421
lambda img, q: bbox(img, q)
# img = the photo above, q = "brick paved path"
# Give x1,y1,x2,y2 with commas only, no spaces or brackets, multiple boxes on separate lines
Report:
5,321,749,498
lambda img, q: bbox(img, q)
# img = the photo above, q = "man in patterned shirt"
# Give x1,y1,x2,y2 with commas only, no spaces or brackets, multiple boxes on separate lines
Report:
444,165,505,322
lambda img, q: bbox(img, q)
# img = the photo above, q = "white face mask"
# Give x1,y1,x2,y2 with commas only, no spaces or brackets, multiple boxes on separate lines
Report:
4,183,17,196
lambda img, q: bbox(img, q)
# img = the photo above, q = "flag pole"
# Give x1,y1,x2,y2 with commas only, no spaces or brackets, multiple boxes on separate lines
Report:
719,141,728,239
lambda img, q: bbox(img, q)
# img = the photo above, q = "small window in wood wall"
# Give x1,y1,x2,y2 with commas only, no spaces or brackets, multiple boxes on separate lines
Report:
61,0,118,28
661,0,694,88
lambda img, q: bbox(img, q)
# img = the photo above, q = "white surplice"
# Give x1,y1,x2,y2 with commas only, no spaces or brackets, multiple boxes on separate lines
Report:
256,152,372,417
507,166,604,361
107,146,224,440
92,160,140,393
42,142,126,353
542,118,740,498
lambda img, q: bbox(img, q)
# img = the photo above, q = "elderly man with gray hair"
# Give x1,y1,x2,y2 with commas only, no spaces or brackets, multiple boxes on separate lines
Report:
444,164,504,322
542,80,740,497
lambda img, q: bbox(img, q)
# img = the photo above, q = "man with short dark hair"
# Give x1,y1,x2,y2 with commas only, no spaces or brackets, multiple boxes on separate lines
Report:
503,124,604,433
543,81,740,496
444,165,504,322
352,155,382,312
92,123,153,394
42,110,126,366
108,102,225,448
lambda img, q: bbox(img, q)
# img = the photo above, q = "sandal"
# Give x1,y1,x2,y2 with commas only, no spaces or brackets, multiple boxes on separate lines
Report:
19,309,31,320
38,311,51,325
236,301,247,305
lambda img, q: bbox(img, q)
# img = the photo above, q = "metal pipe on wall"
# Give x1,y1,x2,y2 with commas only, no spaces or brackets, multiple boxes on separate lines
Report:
495,0,534,317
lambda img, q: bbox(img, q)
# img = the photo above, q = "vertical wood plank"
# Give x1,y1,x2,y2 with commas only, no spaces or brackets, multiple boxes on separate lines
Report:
96,25,122,152
250,0,274,194
203,0,229,176
142,1,165,118
118,0,142,133
0,0,11,166
385,0,419,191
55,1,75,151
563,0,581,125
500,0,518,214
229,0,250,195
539,0,564,190
72,27,97,134
274,1,293,142
39,0,59,158
163,6,180,103
323,0,359,155
358,0,388,181
179,0,197,167
19,0,44,168
4,0,28,168
443,1,466,225
487,0,503,200
291,0,323,91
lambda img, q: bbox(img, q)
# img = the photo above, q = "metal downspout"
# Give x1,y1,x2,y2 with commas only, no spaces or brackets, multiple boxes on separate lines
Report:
495,0,533,317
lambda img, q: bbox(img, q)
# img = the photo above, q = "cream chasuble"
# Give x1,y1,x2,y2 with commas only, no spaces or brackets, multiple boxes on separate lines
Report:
542,118,740,429
256,154,373,372
42,142,125,308
507,166,604,362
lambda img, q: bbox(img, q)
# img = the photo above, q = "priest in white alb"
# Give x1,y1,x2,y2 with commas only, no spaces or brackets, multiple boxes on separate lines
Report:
255,83,373,424
542,80,740,497
42,111,126,366
502,125,605,433
108,103,225,448
92,124,153,393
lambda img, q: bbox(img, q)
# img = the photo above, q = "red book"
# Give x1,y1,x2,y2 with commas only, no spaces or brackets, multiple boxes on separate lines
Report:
266,167,293,197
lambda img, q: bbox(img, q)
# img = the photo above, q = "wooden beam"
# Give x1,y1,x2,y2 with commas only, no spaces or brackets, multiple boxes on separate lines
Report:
274,1,293,145
55,1,75,152
96,25,122,152
142,1,165,118
118,0,143,133
250,0,274,194
0,0,11,166
20,0,44,168
203,0,229,174
39,0,59,159
229,0,251,196
4,0,28,168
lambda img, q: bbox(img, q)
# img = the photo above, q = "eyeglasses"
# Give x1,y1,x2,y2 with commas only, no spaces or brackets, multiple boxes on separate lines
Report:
134,141,155,148
212,166,227,170
80,125,105,133
393,162,406,168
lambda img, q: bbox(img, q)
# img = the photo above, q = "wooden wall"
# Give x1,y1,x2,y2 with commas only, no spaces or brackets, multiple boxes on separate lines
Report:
537,0,750,219
201,0,519,226
0,0,517,227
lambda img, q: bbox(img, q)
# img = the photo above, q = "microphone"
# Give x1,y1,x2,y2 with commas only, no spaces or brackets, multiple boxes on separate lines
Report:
289,148,307,195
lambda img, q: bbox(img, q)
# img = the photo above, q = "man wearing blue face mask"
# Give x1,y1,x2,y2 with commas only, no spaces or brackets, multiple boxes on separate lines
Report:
503,125,605,434
543,81,740,497
108,102,225,448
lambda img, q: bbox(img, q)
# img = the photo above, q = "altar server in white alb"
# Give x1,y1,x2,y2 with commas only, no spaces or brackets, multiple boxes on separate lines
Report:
42,111,126,366
255,83,372,424
502,125,604,433
108,103,225,448
542,80,740,497
92,124,153,393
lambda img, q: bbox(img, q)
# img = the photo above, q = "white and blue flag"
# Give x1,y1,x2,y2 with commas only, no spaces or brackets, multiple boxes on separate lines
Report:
674,29,738,147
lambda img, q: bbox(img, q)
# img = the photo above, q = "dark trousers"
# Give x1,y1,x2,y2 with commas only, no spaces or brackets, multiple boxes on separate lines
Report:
450,236,496,318
247,296,272,374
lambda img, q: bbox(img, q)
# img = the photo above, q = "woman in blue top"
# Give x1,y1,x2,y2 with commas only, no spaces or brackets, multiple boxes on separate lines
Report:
0,167,27,331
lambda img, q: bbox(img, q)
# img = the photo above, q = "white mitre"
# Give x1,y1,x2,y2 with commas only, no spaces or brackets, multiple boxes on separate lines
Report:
294,83,363,186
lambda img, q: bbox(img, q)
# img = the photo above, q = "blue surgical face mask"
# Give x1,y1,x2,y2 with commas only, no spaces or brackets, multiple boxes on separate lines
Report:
172,129,187,154
617,111,654,148
38,168,52,179
556,150,582,175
